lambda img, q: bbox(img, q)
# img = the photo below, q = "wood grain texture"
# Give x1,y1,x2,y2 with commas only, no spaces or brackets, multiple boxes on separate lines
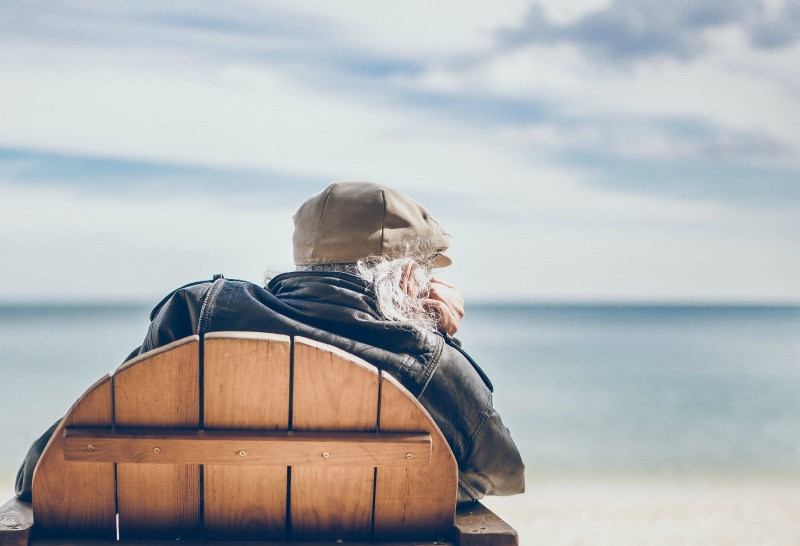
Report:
113,336,200,429
203,333,291,430
203,333,291,540
454,502,518,546
0,496,34,546
373,373,458,540
31,375,115,538
290,337,380,541
292,338,380,431
64,429,431,466
117,463,200,539
113,337,200,539
204,466,286,541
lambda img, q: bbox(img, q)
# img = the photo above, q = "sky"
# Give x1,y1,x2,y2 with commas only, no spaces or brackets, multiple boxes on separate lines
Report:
0,0,798,303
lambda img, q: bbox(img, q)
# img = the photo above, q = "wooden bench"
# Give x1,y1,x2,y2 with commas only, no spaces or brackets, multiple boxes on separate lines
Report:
1,332,518,545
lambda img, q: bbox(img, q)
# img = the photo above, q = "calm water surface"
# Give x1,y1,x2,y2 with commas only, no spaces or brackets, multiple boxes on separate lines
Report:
458,304,800,476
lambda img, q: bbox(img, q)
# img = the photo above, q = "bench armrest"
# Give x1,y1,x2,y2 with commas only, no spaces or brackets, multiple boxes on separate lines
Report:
0,497,34,546
454,501,518,546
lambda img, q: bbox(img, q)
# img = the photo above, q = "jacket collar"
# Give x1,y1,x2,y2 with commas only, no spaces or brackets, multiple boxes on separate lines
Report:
267,270,379,319
266,270,440,351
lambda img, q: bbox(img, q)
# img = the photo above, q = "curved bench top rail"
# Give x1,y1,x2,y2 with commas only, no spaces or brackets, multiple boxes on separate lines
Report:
32,332,458,542
204,331,291,342
113,335,200,375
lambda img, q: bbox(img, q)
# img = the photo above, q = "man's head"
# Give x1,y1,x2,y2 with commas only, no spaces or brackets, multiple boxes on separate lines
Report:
291,182,462,336
292,181,451,268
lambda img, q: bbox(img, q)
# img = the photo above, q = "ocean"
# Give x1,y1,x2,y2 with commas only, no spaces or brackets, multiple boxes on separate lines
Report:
457,304,800,478
1,302,799,502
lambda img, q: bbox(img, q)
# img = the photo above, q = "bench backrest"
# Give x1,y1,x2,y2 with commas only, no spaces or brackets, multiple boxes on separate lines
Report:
31,332,458,542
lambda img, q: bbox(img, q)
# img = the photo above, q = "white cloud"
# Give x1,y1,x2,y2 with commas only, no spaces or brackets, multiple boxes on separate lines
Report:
410,35,800,163
0,1,797,302
285,1,532,57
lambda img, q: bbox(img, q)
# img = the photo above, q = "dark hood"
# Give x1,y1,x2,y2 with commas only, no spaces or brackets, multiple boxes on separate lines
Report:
266,271,440,358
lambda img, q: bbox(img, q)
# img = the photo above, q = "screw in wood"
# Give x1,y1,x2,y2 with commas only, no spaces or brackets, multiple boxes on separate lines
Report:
86,444,95,451
406,452,414,459
238,450,248,457
322,452,330,459
153,447,161,454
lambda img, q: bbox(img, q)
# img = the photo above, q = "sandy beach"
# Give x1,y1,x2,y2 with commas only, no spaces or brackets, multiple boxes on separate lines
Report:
483,475,800,546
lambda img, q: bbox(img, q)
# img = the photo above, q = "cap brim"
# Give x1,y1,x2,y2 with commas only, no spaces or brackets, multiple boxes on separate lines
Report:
432,253,452,268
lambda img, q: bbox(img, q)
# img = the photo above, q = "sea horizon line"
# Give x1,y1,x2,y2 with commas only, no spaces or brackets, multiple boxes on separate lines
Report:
1,299,798,310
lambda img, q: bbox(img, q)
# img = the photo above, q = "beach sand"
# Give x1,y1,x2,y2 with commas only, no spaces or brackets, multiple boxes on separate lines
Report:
3,475,798,545
483,475,800,546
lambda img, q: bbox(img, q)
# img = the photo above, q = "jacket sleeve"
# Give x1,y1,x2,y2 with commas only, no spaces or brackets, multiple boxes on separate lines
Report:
418,341,525,504
15,420,60,501
456,395,526,502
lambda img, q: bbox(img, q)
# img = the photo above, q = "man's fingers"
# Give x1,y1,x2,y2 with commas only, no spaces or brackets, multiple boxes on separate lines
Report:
421,298,459,336
429,277,456,289
428,283,464,319
424,279,465,336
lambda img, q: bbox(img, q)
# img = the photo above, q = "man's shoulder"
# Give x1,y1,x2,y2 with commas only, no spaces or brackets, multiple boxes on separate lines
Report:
149,278,217,320
150,276,264,320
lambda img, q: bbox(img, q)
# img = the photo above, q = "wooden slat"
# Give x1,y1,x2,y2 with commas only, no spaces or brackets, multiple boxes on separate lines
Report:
64,429,431,466
203,333,291,540
31,375,115,538
113,336,200,429
203,333,291,430
113,336,200,540
290,337,379,541
373,373,458,540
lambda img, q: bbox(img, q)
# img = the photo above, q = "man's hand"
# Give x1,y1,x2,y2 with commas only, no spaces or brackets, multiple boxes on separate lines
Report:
400,262,465,336
422,277,465,336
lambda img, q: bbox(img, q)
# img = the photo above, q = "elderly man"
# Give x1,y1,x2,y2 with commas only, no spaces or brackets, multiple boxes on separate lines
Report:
17,181,524,504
